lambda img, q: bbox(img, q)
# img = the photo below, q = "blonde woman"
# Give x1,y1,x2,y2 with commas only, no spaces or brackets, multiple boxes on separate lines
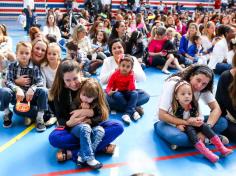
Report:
0,24,16,72
43,13,61,42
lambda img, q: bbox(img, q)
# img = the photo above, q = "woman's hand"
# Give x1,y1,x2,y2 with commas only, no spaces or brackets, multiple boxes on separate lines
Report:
176,124,185,131
97,47,103,52
187,117,203,127
15,75,31,87
66,116,88,127
70,109,94,119
81,102,90,109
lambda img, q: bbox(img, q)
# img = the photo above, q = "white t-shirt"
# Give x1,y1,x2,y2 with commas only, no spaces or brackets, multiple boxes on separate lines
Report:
23,0,34,9
208,37,228,69
157,76,215,120
99,56,146,85
101,0,111,5
41,64,57,88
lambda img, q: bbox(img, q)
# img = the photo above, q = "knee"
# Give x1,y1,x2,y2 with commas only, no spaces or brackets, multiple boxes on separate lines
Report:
113,91,122,97
130,91,138,97
0,88,12,98
35,87,48,97
215,117,228,132
113,121,124,135
172,133,189,145
94,126,105,136
81,124,92,133
48,130,61,147
96,126,105,133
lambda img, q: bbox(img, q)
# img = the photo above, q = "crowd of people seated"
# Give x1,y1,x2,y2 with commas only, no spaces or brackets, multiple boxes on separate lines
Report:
0,0,236,170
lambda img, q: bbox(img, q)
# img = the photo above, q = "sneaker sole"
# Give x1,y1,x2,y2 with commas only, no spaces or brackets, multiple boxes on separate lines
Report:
3,124,12,128
36,127,46,132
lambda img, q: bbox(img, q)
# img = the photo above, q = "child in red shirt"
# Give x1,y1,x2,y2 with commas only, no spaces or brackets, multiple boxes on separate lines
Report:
106,54,141,124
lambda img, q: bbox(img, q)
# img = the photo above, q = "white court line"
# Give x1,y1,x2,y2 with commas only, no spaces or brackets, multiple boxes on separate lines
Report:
110,146,119,176
113,146,119,157
110,167,119,176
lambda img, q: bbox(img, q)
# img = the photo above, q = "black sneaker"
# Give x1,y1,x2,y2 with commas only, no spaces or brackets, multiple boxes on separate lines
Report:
36,121,46,132
3,111,13,128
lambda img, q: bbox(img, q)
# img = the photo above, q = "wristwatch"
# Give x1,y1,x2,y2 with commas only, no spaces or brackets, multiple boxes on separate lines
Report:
206,123,212,128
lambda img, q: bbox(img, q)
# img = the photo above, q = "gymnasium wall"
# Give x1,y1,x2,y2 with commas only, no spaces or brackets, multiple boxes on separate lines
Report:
0,0,215,18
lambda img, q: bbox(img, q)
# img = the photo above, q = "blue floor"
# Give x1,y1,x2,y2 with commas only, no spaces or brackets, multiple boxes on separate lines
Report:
0,20,236,176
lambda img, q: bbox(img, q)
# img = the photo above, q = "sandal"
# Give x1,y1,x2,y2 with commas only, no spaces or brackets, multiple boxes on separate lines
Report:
56,150,72,162
103,144,116,155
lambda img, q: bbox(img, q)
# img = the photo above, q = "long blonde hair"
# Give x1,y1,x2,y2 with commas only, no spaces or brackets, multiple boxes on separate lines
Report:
75,78,109,121
45,42,61,66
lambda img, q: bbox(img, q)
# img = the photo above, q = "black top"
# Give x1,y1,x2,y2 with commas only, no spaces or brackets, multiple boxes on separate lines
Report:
174,102,198,119
216,70,236,119
54,87,103,128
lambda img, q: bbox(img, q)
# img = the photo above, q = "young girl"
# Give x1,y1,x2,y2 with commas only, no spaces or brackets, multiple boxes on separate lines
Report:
106,54,141,124
91,30,109,60
66,78,109,169
41,42,61,126
186,35,204,64
172,80,233,163
41,42,60,88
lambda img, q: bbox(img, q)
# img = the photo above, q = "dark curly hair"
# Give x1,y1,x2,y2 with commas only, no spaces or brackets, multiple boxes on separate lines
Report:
168,64,214,93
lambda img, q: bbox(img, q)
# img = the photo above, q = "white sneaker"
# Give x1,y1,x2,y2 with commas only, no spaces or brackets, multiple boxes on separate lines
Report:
45,117,57,126
122,114,131,124
133,111,141,121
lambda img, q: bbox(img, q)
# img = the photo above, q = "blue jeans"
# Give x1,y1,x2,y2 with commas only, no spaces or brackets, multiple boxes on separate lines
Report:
106,89,150,112
222,118,236,142
184,57,198,66
154,116,228,147
49,120,124,161
112,91,138,116
0,87,48,112
70,124,105,161
214,63,232,75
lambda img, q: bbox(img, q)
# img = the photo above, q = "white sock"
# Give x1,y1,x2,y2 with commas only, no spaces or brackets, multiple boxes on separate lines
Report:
87,159,100,166
4,108,10,115
36,111,44,122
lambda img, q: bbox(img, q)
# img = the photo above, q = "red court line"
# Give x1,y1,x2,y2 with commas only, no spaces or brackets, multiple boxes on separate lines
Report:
34,145,236,176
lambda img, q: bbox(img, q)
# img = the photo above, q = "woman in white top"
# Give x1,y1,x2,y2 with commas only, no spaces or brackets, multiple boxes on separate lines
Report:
100,38,149,114
0,24,16,72
43,13,61,42
154,64,228,148
200,21,217,65
208,25,235,74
